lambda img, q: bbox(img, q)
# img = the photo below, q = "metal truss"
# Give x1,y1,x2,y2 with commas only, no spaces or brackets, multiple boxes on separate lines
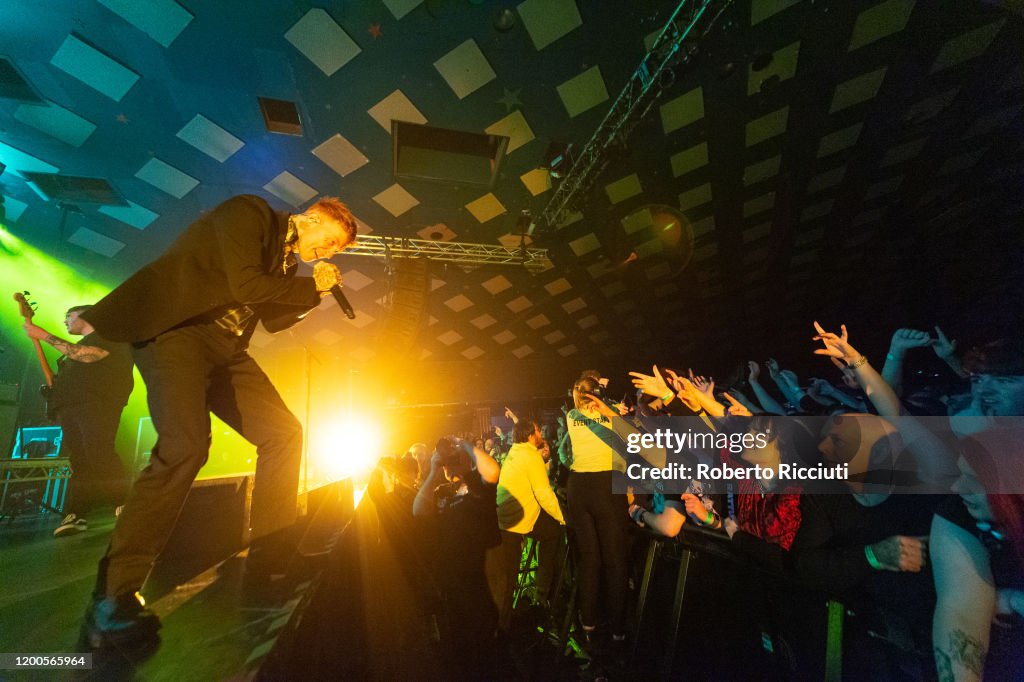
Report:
536,0,732,231
341,235,550,273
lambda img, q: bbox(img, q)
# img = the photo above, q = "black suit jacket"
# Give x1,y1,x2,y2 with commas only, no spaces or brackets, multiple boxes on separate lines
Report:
83,195,321,343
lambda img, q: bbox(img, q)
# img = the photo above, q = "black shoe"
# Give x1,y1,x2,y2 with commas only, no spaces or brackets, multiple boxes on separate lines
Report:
81,593,161,649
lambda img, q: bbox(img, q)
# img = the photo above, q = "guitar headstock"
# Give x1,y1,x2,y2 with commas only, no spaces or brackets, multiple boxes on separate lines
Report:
13,291,36,321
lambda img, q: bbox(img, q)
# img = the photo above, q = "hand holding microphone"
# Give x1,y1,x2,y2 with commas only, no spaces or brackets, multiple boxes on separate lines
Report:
313,261,355,319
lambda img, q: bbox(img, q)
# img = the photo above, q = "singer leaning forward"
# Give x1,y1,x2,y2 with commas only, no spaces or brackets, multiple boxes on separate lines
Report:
77,194,358,648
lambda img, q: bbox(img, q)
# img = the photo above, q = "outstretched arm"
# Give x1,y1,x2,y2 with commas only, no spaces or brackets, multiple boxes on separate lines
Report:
23,322,109,363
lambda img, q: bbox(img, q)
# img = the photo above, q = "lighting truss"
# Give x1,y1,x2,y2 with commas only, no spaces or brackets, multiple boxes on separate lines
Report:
536,0,732,231
341,235,550,273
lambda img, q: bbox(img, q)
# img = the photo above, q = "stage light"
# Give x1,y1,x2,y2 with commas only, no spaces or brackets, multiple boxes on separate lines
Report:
310,415,383,483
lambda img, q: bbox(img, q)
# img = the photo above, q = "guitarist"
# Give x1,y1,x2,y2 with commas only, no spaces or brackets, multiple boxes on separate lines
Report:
22,305,134,537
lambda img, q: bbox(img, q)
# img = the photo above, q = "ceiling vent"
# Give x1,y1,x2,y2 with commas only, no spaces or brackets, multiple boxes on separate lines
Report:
0,56,44,103
22,172,127,206
258,97,302,135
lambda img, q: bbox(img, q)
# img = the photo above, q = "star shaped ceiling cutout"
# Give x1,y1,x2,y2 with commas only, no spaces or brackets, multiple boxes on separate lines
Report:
369,23,382,39
116,113,129,124
497,87,523,112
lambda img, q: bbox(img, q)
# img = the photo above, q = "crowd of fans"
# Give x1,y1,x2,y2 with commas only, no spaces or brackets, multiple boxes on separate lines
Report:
367,321,1024,680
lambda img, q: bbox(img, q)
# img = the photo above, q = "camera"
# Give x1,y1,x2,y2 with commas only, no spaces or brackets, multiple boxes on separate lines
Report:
436,437,461,466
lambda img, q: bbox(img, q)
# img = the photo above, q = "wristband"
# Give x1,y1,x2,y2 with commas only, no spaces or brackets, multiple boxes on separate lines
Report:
864,544,883,570
705,511,714,525
847,356,869,370
660,392,673,402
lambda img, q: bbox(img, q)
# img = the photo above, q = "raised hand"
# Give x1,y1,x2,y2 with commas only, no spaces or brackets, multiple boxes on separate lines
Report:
829,357,859,389
889,328,932,354
747,361,761,382
629,365,672,399
765,358,781,378
722,392,752,417
812,321,859,364
666,371,702,412
313,261,342,293
692,374,715,396
931,325,957,359
582,393,617,419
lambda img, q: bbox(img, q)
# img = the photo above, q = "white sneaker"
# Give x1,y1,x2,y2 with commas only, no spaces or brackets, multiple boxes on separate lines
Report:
54,513,88,537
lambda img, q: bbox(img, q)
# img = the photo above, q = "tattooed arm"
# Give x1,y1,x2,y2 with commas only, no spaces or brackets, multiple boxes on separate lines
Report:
931,514,995,681
23,321,109,363
44,334,110,363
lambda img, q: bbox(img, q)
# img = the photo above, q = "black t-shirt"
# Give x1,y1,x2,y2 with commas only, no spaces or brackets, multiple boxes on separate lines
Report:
936,496,1024,590
791,494,949,653
430,470,500,586
50,332,134,409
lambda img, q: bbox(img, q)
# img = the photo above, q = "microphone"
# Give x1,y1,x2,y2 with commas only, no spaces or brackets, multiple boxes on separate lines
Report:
330,284,356,319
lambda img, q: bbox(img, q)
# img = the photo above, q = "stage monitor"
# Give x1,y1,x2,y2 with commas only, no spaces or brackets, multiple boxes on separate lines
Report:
392,120,509,188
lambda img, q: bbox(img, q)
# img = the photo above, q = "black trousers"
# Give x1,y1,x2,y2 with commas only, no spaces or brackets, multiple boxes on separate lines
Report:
96,323,302,598
567,470,628,634
57,400,129,515
496,512,565,632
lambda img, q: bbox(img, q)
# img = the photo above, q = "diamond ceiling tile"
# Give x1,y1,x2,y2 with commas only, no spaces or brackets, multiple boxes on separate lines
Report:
351,347,376,362
747,41,800,96
96,0,193,48
137,158,199,199
176,114,243,162
806,166,846,193
373,183,419,217
800,200,834,222
367,89,427,132
589,330,610,343
556,65,609,118
830,67,888,113
485,110,534,153
931,20,1005,73
417,223,456,241
795,226,825,246
471,313,497,329
68,226,124,257
434,38,496,100
520,168,552,196
577,315,598,329
743,192,776,218
746,107,789,146
605,173,643,204
14,102,96,148
437,330,463,346
482,275,512,294
493,330,516,345
497,232,533,248
506,296,532,313
562,297,586,314
1,195,27,222
0,141,59,177
817,123,863,157
557,345,578,357
678,183,712,211
905,89,959,123
517,0,582,50
431,278,446,292
569,233,600,257
526,314,550,329
586,261,608,279
50,34,139,101
544,278,572,296
381,0,421,19
465,193,506,223
692,216,715,236
848,0,916,52
263,171,317,207
347,312,375,328
635,237,664,259
285,9,361,76
864,175,903,198
444,294,473,312
342,269,373,291
511,345,533,359
659,86,704,135
99,200,158,230
462,346,484,360
544,330,566,344
880,138,928,166
601,281,626,297
751,0,801,26
743,155,781,186
670,142,709,177
312,133,369,177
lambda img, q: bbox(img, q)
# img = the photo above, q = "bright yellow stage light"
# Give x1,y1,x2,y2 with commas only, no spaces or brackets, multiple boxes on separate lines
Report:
310,415,383,483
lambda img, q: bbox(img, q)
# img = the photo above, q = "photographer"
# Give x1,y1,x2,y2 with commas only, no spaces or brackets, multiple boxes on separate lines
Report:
412,436,501,676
